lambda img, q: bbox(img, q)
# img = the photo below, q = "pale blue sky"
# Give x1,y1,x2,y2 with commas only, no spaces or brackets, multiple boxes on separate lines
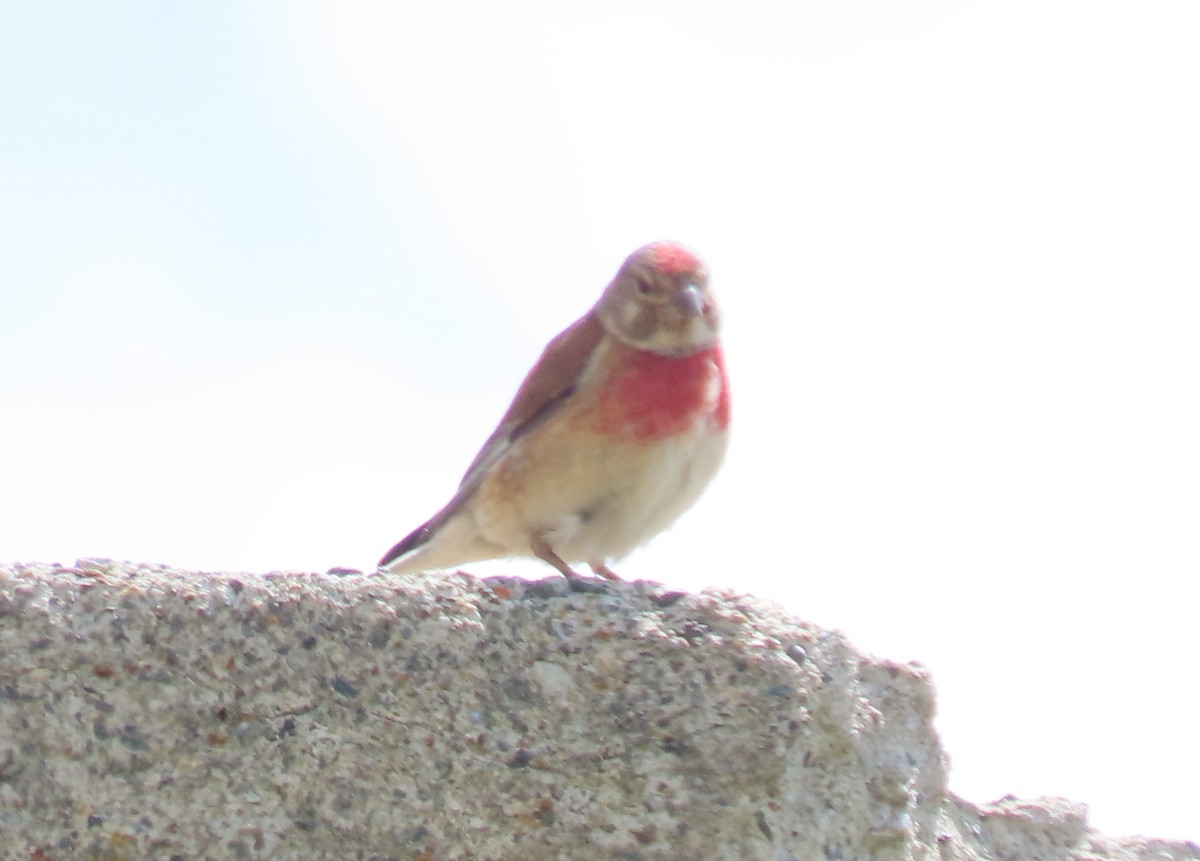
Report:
2,0,1197,841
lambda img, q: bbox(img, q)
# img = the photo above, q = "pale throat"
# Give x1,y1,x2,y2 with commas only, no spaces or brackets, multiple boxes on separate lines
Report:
615,302,718,356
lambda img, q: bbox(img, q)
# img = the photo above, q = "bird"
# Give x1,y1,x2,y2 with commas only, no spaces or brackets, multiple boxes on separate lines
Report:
378,240,729,581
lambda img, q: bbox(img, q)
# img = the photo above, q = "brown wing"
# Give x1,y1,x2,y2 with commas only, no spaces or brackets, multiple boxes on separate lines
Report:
381,311,606,567
457,309,605,490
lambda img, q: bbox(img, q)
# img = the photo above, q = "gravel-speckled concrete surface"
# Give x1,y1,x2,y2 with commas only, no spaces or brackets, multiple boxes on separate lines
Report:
1,561,1196,861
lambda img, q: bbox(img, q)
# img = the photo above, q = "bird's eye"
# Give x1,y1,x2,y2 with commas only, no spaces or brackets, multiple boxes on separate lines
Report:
636,280,653,295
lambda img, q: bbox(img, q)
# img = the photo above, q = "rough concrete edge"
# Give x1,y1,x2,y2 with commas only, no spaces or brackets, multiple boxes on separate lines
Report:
0,559,1197,861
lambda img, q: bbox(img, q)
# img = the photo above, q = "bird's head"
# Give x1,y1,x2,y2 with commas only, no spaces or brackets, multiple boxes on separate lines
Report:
595,241,720,356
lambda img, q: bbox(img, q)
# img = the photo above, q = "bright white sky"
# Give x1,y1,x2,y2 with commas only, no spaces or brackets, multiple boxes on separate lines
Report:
2,0,1197,842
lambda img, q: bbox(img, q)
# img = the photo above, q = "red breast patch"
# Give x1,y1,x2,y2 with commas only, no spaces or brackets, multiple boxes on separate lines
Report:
595,345,730,441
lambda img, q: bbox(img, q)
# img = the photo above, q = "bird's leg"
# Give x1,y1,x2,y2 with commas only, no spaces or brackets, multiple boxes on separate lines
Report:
530,535,586,581
591,563,620,580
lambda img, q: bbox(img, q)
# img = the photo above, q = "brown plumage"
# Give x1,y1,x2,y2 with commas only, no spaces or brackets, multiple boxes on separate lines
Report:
379,241,729,580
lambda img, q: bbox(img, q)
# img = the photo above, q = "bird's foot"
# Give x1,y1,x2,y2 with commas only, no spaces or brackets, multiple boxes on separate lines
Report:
531,536,585,580
531,537,621,586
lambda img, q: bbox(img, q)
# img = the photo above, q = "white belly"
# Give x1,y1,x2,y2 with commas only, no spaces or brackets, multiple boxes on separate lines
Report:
541,422,729,565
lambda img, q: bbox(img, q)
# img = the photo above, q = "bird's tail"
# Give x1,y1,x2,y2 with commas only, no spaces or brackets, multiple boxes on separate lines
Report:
377,509,499,574
379,519,434,568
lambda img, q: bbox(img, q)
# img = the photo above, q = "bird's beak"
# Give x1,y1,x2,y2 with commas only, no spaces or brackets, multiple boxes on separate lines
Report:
673,283,705,317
